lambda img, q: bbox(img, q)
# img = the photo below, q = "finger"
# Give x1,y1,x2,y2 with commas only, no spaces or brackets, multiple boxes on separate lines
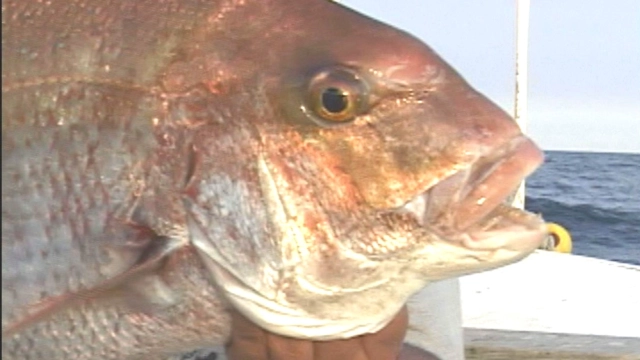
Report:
265,332,314,360
225,310,269,360
361,306,409,360
313,337,369,360
399,344,442,360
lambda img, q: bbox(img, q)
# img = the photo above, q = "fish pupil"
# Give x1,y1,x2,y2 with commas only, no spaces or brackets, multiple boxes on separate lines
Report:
322,87,349,113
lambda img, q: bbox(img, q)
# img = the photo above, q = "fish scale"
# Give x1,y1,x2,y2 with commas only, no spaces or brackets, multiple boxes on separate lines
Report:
4,248,230,359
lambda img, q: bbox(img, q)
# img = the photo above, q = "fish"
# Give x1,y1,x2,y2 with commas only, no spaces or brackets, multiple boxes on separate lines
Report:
1,0,547,359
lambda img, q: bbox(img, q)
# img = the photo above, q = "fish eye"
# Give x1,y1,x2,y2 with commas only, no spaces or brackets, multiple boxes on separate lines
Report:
321,87,349,114
306,67,369,125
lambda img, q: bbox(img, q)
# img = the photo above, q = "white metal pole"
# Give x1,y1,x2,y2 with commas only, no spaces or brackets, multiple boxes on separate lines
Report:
512,0,530,210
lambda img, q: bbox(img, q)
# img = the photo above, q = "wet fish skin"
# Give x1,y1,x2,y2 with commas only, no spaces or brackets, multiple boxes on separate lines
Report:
3,1,236,358
2,0,545,359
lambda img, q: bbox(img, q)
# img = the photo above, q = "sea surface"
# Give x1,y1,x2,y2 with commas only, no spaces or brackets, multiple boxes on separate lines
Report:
525,151,639,266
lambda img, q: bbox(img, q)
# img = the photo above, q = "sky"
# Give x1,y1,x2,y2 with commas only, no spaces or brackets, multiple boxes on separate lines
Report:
341,0,640,154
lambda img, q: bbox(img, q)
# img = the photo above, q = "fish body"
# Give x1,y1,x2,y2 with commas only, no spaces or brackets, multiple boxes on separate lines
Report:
2,0,546,359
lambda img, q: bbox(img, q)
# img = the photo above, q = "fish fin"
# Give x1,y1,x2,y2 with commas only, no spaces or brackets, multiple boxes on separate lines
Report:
120,273,180,313
3,234,187,337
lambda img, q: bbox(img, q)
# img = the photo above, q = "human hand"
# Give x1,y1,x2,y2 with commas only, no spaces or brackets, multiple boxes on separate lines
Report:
225,306,410,360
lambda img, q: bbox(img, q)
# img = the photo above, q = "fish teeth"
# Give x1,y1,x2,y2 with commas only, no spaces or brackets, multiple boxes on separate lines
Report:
401,192,428,226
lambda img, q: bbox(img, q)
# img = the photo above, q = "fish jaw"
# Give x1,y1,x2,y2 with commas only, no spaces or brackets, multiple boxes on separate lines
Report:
186,123,547,340
188,137,546,340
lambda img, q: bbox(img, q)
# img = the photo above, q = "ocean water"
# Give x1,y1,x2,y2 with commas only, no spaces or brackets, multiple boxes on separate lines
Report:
525,151,640,266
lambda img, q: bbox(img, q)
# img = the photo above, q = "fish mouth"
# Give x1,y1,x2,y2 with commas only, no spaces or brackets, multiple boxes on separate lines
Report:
400,135,545,248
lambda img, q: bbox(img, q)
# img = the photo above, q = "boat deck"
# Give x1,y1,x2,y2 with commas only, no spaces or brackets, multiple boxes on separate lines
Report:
459,250,640,359
461,251,640,339
465,328,640,359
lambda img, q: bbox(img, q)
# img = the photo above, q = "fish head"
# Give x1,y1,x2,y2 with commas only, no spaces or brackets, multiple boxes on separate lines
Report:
178,0,545,339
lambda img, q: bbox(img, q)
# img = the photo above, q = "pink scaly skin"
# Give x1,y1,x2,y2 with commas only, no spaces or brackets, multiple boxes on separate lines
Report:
2,0,545,359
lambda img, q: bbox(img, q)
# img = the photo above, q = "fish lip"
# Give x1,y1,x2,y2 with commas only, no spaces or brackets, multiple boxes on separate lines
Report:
399,135,544,233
